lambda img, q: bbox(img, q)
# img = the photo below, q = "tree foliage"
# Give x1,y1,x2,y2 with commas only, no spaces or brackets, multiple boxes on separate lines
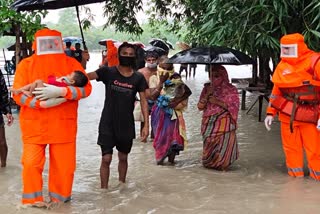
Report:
143,0,320,84
0,0,46,41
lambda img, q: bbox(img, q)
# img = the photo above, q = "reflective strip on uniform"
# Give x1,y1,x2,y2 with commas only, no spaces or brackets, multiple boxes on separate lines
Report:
67,86,78,100
49,192,71,202
79,87,86,98
30,97,37,108
22,191,42,199
288,167,303,173
20,95,28,105
309,168,320,177
288,167,303,177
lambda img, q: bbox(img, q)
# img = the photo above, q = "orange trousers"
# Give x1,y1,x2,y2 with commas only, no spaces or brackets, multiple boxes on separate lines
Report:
281,121,320,180
21,142,76,204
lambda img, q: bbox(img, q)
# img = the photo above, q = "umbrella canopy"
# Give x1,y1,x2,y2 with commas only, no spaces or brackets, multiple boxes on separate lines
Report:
63,36,82,43
144,45,167,57
11,0,105,11
149,38,174,53
167,46,254,65
98,39,119,46
7,42,32,51
11,0,106,50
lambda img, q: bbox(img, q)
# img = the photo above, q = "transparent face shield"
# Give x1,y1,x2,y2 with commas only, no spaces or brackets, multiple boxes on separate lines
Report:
36,36,64,55
280,44,298,58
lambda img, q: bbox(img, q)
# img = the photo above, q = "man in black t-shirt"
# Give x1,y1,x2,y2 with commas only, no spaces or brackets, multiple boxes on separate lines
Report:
87,42,149,189
73,43,82,63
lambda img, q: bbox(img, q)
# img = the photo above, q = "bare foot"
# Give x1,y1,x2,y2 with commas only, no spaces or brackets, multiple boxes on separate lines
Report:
47,201,63,210
1,162,6,167
157,159,164,165
31,201,49,209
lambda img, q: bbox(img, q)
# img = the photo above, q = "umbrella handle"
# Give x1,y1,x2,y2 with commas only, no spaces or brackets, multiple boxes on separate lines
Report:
76,6,87,50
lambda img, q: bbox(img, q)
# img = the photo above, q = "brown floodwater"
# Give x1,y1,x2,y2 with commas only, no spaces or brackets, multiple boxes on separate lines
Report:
1,55,319,214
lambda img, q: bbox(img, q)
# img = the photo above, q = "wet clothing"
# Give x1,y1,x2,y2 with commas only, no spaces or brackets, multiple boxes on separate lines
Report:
201,111,238,170
99,134,133,155
0,70,12,116
151,79,191,164
12,29,92,204
266,33,320,180
95,66,148,153
199,66,239,170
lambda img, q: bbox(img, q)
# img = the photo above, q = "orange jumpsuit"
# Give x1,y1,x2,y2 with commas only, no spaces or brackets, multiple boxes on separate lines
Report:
12,29,92,204
267,33,320,180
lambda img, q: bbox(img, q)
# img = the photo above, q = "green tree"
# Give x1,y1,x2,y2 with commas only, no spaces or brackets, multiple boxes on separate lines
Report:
199,0,320,85
145,0,320,85
0,0,46,62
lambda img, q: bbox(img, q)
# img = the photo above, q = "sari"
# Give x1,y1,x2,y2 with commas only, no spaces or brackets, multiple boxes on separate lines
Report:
151,77,191,164
199,65,240,170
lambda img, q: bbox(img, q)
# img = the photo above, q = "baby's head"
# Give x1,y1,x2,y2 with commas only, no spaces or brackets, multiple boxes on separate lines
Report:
158,55,174,71
67,70,88,87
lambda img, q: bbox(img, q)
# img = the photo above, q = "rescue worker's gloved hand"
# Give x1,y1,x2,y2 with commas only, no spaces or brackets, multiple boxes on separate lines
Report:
33,83,67,100
40,97,66,108
317,119,320,131
264,115,274,131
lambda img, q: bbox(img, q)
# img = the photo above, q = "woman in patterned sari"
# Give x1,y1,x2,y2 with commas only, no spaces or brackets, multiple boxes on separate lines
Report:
152,70,192,165
197,65,239,170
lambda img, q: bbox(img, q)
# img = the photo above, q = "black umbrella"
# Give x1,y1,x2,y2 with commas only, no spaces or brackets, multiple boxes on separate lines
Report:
167,46,254,65
144,45,167,57
149,38,174,53
98,39,119,46
7,42,32,51
11,0,106,50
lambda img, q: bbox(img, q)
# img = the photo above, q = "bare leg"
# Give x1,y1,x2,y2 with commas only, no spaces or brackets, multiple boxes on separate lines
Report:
0,126,8,167
140,122,146,142
168,153,176,164
100,154,112,188
185,67,188,80
118,152,128,183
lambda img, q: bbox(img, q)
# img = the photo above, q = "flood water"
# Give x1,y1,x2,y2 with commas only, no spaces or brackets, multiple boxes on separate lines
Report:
1,53,320,214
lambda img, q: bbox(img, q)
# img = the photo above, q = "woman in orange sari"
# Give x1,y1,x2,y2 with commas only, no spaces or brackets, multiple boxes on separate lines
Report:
197,65,240,170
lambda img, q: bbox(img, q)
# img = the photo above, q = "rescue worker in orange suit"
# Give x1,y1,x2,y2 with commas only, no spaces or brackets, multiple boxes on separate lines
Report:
12,28,92,206
264,33,320,181
100,40,119,67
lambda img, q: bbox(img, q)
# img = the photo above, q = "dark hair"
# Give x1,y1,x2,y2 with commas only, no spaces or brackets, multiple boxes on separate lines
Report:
118,42,136,56
73,70,88,87
145,51,159,60
66,42,71,47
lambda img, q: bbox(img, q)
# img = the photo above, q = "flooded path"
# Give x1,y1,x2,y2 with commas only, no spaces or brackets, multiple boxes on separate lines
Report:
1,56,320,214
